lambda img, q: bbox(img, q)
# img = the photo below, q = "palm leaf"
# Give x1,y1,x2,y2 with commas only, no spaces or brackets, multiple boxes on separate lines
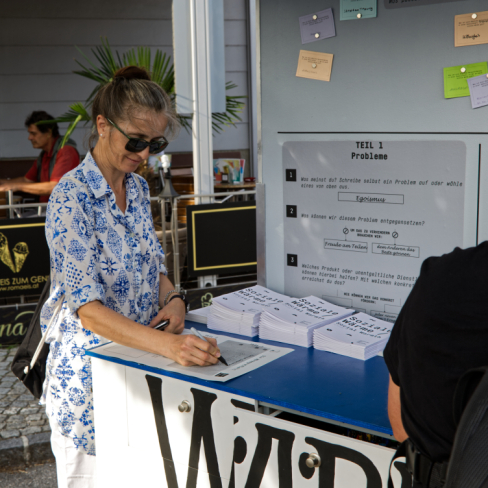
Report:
61,114,83,147
56,37,245,141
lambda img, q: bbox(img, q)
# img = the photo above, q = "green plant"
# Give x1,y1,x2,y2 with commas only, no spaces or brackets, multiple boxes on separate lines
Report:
49,38,246,147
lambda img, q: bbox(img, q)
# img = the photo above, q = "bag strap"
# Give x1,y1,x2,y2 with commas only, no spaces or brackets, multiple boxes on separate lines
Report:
388,439,408,488
23,292,64,376
452,366,488,426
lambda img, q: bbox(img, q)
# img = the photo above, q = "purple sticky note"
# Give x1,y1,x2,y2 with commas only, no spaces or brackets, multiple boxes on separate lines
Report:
468,74,488,109
299,8,336,45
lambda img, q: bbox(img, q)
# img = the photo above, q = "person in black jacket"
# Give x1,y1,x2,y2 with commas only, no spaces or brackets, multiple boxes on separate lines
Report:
384,243,488,487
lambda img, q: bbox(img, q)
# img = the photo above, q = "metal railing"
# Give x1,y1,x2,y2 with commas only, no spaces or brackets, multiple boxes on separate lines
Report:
1,191,256,293
0,192,47,218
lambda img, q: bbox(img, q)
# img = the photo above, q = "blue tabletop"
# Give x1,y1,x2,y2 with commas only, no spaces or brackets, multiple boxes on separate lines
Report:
86,320,393,437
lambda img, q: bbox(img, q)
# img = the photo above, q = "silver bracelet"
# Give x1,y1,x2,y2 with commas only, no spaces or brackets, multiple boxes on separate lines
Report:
163,289,178,307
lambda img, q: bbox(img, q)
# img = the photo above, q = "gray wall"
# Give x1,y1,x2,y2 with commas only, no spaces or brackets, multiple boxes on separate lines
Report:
0,0,250,159
258,0,488,292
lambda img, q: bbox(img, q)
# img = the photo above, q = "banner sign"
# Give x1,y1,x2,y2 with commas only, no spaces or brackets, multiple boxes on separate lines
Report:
0,218,49,298
0,304,36,345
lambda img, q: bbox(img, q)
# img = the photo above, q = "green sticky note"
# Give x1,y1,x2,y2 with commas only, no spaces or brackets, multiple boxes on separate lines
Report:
444,62,488,99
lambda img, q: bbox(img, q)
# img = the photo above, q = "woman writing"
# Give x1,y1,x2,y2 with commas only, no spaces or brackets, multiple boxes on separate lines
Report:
41,66,221,487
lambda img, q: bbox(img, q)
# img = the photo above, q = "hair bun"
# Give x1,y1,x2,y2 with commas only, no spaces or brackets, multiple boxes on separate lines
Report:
113,66,151,82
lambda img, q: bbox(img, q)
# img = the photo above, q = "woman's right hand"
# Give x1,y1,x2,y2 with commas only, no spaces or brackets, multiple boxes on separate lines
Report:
163,333,221,367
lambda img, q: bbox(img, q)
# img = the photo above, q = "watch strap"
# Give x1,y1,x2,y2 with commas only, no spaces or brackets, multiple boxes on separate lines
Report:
167,294,189,311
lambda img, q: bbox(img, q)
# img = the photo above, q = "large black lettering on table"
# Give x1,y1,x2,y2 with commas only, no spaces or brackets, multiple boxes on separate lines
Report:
301,437,382,488
244,423,295,488
146,379,223,488
186,388,222,488
228,399,253,488
146,375,180,488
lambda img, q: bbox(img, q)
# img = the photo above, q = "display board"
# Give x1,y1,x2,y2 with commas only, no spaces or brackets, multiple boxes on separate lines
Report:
186,201,257,276
283,140,466,319
0,218,49,298
258,0,488,298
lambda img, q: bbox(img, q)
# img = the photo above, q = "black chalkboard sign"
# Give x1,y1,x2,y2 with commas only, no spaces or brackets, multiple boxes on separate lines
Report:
186,201,257,277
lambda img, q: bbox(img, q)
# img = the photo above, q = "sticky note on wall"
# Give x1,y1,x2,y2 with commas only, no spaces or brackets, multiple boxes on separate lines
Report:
443,62,488,99
455,11,488,48
468,74,488,109
340,0,377,21
296,50,334,82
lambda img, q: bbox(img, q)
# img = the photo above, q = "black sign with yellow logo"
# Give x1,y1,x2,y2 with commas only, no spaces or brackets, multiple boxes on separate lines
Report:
0,218,49,298
0,304,36,345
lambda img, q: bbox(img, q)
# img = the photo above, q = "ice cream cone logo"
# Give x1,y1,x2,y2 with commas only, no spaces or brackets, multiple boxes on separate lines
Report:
0,233,15,273
13,242,29,273
0,233,29,273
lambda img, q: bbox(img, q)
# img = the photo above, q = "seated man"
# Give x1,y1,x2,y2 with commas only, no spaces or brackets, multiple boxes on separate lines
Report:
0,111,80,203
383,243,488,487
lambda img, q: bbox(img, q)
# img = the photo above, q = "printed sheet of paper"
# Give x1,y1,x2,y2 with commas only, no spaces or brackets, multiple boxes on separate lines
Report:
385,0,466,8
299,8,336,44
265,296,353,327
89,330,293,382
455,11,488,48
468,74,488,109
318,313,392,347
213,285,288,313
296,50,333,82
340,0,377,21
444,62,488,99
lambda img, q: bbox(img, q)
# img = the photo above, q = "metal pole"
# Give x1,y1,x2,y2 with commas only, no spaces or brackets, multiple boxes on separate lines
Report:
190,0,214,203
160,199,167,255
247,0,259,179
0,203,48,210
172,197,180,292
7,191,14,219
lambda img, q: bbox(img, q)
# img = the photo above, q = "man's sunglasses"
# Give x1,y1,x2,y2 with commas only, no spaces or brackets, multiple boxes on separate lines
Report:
107,118,169,155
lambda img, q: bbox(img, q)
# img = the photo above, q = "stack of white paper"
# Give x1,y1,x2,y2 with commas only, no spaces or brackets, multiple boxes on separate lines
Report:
313,312,393,360
259,296,354,347
207,285,290,337
186,307,211,324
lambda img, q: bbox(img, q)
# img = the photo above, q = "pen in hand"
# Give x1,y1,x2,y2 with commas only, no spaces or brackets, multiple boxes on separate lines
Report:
154,319,170,331
191,327,229,366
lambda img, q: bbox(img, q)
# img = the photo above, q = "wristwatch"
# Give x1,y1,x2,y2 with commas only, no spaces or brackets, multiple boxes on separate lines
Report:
167,293,189,312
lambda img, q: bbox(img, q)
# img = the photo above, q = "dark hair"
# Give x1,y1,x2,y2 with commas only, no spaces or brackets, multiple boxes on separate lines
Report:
90,66,179,148
25,111,59,137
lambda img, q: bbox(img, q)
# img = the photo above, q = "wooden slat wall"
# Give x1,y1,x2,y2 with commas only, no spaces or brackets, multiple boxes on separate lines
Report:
0,0,250,160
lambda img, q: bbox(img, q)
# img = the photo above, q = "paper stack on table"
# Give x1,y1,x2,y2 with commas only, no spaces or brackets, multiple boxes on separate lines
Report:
313,312,393,360
259,296,354,347
186,307,211,324
207,285,290,337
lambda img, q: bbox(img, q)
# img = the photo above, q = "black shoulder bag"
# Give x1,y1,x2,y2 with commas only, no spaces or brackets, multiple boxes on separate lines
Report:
10,276,64,399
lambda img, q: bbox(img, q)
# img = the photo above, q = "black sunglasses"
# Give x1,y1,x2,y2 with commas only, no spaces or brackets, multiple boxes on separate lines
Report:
107,118,169,155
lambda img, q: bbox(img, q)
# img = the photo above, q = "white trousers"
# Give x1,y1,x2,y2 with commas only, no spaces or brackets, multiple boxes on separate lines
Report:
50,426,97,488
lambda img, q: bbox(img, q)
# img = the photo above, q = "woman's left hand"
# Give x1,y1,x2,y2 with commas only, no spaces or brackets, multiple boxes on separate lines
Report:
149,298,186,334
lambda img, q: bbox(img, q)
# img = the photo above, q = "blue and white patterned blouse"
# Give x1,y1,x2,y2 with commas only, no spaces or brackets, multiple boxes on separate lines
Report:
40,152,166,455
